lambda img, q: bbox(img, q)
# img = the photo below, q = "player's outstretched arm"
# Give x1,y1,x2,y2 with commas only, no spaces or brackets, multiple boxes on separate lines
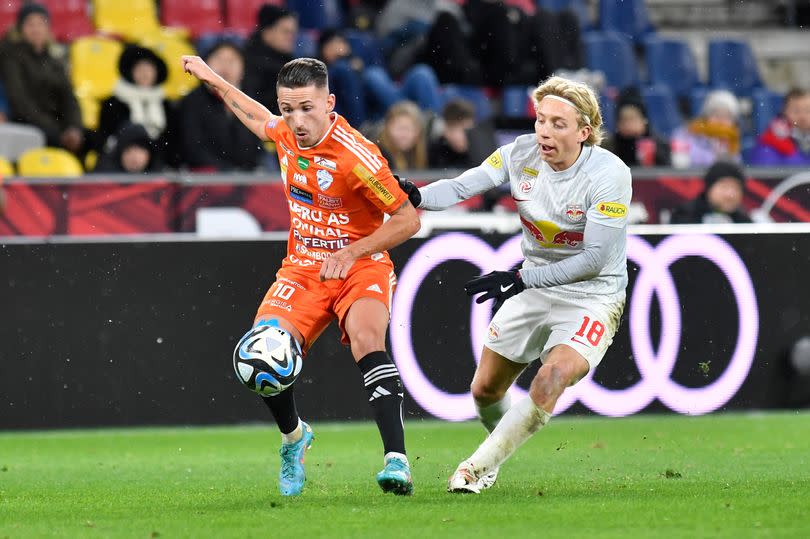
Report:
181,55,275,141
319,201,421,281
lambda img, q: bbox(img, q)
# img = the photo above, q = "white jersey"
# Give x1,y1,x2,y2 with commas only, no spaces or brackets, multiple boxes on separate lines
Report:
481,135,631,301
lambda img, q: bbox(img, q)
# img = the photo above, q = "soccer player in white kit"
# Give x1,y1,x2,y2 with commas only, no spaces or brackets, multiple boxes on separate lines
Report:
399,76,632,493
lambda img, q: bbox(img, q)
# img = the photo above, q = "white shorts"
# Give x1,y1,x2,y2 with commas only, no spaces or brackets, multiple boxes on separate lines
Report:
484,289,625,372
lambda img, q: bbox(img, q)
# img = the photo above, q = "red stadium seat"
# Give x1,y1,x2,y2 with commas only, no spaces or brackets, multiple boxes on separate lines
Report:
225,0,284,36
0,1,23,37
41,0,94,42
161,0,224,39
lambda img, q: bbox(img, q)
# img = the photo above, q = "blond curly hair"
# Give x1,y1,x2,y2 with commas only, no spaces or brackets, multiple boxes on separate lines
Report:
532,76,604,146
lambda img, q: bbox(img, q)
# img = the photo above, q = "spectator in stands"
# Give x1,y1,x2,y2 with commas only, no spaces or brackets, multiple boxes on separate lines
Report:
670,90,741,167
376,101,428,172
178,40,262,172
0,3,83,154
317,29,367,126
603,89,671,167
428,98,477,169
242,5,297,113
0,80,8,124
670,160,751,224
94,123,161,174
95,44,173,164
747,88,810,166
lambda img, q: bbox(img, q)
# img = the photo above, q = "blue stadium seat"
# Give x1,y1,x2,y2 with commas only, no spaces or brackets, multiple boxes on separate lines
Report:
344,30,384,68
708,39,763,97
751,88,784,136
644,36,701,98
599,92,616,135
599,0,655,42
502,86,532,118
295,31,318,58
583,31,638,90
537,0,591,31
641,85,683,137
440,85,492,122
287,0,343,30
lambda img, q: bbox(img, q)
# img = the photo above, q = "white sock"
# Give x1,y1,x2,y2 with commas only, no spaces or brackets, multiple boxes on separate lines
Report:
476,394,512,433
281,419,303,444
384,451,408,465
466,397,551,476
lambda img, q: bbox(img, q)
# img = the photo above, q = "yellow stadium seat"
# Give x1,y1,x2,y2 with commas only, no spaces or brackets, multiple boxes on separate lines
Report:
78,95,101,130
137,33,199,100
0,156,14,177
17,148,84,178
93,0,160,40
70,36,124,100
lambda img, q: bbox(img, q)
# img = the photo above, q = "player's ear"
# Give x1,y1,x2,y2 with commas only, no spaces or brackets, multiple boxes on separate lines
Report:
327,93,336,113
578,125,591,143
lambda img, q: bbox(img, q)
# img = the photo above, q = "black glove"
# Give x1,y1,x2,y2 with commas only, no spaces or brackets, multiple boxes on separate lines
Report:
395,174,421,208
464,270,525,307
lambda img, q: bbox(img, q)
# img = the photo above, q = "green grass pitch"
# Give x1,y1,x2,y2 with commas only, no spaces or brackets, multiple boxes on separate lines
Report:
1,412,808,538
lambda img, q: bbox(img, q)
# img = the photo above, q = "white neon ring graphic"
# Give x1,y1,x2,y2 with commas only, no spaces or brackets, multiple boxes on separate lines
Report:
390,232,758,420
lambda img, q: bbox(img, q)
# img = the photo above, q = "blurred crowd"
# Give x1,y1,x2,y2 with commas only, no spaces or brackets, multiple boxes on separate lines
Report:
0,1,808,225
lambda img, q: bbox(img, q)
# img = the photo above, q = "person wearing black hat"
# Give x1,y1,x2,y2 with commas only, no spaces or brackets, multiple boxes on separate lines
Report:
94,122,162,173
242,5,298,113
178,40,263,171
602,88,671,167
94,44,174,164
670,160,752,224
0,3,84,154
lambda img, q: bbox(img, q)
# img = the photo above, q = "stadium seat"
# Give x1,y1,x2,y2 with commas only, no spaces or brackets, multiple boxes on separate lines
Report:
17,148,84,177
708,39,763,97
502,86,533,118
161,0,224,40
537,0,591,31
0,123,46,161
599,92,616,135
224,0,283,36
0,1,21,37
641,85,683,137
77,95,102,130
599,0,655,42
644,36,701,98
295,31,318,59
40,0,94,42
344,30,384,68
583,31,638,90
70,36,124,100
93,0,162,40
751,88,784,136
441,85,493,121
137,34,199,100
287,0,343,30
0,156,14,177
689,86,709,116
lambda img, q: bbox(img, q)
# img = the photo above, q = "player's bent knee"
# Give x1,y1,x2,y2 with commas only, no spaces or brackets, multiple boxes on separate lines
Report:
470,378,507,405
349,327,386,357
529,364,568,403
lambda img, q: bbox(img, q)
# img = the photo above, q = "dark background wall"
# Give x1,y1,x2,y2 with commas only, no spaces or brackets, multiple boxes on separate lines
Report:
1,232,808,429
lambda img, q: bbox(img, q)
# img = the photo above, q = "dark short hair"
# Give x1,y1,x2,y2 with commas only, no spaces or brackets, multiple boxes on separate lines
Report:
784,87,810,109
442,98,476,125
276,58,329,90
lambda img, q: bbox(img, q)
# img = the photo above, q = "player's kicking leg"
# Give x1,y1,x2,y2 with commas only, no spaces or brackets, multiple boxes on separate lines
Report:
252,318,316,496
450,347,526,492
448,345,588,493
344,297,413,495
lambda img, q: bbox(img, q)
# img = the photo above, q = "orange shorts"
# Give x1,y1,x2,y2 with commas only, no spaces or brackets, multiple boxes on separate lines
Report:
254,258,396,351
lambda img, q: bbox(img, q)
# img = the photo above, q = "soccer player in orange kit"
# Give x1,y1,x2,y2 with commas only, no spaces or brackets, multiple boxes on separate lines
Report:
182,55,420,496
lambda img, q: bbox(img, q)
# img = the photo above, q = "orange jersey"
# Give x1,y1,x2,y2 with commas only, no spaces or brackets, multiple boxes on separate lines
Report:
264,113,408,270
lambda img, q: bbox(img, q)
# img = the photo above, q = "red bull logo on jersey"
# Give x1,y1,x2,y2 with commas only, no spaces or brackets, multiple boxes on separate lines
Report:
520,216,583,248
566,204,584,223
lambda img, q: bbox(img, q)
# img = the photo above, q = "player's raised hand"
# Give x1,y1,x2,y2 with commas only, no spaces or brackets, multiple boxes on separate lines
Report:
464,270,525,305
181,55,219,85
320,247,358,281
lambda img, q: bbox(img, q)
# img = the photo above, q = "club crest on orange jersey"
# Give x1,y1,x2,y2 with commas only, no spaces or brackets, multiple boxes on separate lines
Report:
566,204,584,223
317,169,333,190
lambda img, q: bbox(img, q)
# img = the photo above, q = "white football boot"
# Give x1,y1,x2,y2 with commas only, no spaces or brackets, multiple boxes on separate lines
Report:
447,462,482,493
477,467,499,490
